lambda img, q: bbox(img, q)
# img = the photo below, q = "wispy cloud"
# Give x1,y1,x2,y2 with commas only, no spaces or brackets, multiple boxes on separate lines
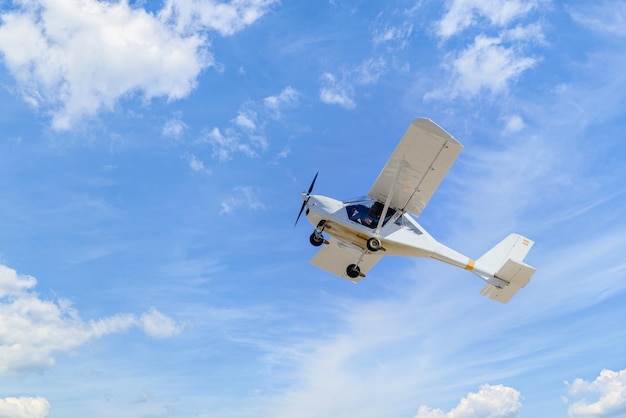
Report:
318,57,389,109
569,1,626,37
206,86,300,160
183,152,212,174
372,21,413,47
503,114,525,134
219,186,265,214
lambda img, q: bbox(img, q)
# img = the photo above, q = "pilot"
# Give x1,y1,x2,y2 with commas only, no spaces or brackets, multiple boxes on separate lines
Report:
348,204,374,226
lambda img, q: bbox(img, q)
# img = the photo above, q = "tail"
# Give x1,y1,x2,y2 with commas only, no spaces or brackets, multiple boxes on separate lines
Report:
474,234,536,304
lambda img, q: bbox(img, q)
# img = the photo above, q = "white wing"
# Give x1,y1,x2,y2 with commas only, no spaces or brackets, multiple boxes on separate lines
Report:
367,118,463,216
310,238,384,283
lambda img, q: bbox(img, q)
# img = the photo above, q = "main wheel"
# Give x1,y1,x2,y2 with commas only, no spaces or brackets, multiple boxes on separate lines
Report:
346,264,361,278
309,232,324,247
366,237,381,252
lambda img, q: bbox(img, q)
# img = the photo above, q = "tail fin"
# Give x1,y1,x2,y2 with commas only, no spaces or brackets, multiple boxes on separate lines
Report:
475,234,536,303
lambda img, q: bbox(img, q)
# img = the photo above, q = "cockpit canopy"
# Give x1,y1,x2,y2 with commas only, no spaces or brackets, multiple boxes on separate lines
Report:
343,197,396,229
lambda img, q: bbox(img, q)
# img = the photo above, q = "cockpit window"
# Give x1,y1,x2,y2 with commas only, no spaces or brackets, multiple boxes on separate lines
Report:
345,199,396,229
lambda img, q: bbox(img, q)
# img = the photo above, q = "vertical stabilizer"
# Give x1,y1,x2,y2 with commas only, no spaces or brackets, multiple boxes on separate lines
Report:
476,234,535,303
476,234,534,276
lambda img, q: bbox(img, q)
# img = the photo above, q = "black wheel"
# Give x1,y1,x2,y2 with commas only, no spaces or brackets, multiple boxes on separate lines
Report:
346,264,361,278
367,237,381,252
309,232,324,247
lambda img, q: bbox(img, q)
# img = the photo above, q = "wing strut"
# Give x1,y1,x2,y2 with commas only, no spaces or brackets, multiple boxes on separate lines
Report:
374,159,405,236
400,140,450,213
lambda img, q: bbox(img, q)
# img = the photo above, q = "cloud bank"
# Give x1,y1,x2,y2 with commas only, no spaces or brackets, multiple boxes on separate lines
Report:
567,367,626,417
0,0,277,130
0,397,50,418
0,264,181,375
414,384,522,418
427,0,543,100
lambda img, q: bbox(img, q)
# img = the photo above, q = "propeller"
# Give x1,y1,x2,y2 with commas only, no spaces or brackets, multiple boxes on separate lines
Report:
295,172,318,226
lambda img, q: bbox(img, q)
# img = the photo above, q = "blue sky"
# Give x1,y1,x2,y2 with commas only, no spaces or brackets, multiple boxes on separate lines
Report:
1,0,626,417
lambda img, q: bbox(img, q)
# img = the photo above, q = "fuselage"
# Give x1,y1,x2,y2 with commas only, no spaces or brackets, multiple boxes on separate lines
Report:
302,194,478,272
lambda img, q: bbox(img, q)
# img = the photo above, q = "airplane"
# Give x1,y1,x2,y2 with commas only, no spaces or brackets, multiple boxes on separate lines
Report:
295,118,536,303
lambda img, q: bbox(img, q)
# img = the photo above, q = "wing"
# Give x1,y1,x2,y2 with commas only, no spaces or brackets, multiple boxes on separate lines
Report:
310,238,384,283
367,118,463,216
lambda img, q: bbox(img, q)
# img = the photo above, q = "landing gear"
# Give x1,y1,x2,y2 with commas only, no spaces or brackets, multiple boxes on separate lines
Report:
367,237,381,252
309,220,327,247
346,264,361,278
310,232,324,247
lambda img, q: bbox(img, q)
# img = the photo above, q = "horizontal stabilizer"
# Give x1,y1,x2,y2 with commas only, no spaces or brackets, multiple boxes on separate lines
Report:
480,259,536,303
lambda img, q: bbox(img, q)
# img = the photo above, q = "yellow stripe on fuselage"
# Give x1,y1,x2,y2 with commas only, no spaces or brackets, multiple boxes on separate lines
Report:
465,259,475,270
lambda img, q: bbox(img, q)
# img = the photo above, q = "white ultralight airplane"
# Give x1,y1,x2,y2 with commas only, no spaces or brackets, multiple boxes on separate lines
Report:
295,118,536,303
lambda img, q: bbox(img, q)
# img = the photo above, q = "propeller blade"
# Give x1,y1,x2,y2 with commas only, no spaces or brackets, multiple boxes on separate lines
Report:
307,172,318,195
294,172,319,227
295,201,307,226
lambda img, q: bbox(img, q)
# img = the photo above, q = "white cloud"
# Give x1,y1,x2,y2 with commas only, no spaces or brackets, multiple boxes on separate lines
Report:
234,109,258,130
0,0,278,130
0,0,208,130
437,0,540,39
428,0,543,101
319,72,355,109
263,86,299,118
414,384,522,418
566,368,626,417
0,263,181,375
0,397,50,418
426,34,536,99
162,117,189,139
206,126,257,161
185,153,212,174
159,0,278,36
141,307,183,338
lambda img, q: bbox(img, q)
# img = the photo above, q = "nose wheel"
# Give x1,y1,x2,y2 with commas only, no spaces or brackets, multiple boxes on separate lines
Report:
309,220,327,247
310,231,324,246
